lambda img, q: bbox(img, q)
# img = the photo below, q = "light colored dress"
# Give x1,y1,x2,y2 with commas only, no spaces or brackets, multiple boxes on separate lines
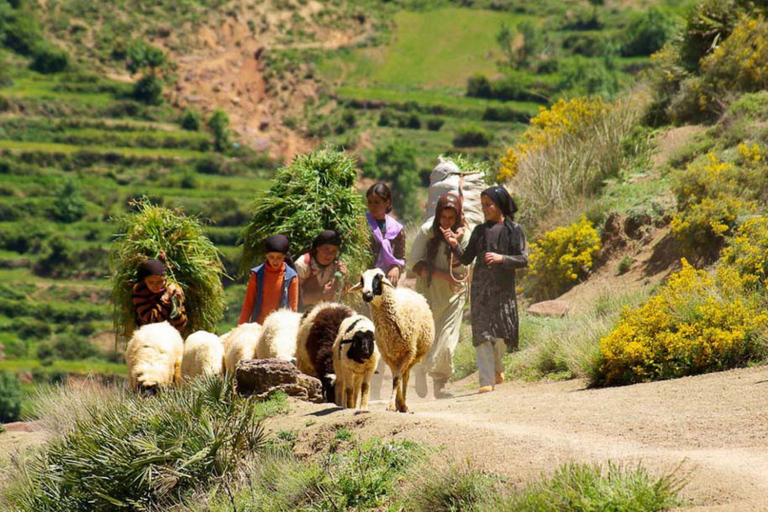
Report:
409,221,469,381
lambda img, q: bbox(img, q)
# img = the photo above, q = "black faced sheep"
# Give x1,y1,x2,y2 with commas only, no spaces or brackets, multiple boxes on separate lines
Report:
296,301,355,402
333,315,379,410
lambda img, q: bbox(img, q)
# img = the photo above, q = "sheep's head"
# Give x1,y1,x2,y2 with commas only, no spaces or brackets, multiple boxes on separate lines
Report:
339,316,376,364
349,269,392,307
137,378,159,396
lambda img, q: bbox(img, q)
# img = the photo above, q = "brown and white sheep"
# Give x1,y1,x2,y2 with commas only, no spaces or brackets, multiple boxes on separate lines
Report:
296,301,355,402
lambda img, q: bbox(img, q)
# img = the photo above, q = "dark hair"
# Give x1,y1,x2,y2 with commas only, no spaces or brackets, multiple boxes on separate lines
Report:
426,193,466,287
366,182,393,214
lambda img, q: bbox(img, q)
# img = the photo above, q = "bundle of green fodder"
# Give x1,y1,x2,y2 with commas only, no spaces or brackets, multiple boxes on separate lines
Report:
241,146,369,280
110,199,226,338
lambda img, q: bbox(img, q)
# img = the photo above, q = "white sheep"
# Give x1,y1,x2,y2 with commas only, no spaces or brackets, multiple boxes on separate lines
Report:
333,315,379,410
349,269,434,413
181,330,224,381
296,302,355,402
256,308,301,361
125,321,184,394
223,322,262,375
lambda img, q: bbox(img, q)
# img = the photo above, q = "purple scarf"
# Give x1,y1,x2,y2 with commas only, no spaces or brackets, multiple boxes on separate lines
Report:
367,213,405,271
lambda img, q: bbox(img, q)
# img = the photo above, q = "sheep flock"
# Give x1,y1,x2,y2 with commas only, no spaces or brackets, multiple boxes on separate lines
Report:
126,271,435,414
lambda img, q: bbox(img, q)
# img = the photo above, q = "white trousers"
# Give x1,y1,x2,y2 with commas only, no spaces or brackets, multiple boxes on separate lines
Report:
476,338,505,387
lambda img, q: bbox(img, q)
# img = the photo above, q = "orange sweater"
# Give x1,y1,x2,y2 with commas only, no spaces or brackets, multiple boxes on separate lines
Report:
238,263,299,325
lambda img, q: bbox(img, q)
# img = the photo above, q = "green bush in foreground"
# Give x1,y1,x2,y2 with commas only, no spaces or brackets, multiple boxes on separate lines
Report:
3,377,283,512
478,462,684,512
0,371,22,423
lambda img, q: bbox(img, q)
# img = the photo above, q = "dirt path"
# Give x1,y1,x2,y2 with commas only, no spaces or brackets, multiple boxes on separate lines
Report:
267,366,768,511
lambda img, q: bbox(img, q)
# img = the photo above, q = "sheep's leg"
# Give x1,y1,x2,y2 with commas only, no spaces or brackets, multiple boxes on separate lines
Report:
387,360,408,412
335,378,344,407
351,373,363,409
173,357,182,386
344,382,355,410
397,365,412,413
360,370,373,411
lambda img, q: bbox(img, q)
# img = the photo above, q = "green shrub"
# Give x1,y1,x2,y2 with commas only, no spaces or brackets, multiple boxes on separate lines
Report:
426,117,445,131
480,462,683,511
369,139,421,221
562,31,612,58
378,108,396,127
180,109,201,131
208,108,231,152
29,44,70,73
52,333,97,360
132,74,163,105
0,371,22,423
559,56,623,98
3,377,275,511
617,255,633,275
49,179,86,223
467,73,492,98
399,112,422,130
621,7,676,57
401,460,495,512
453,124,492,147
4,10,39,55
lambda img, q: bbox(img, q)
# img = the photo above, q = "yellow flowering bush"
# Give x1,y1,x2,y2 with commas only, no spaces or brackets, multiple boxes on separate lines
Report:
524,217,601,301
701,15,768,93
498,97,611,182
670,152,758,261
597,260,768,386
722,215,768,288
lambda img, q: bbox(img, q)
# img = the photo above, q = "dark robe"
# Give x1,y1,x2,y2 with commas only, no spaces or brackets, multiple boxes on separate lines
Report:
452,220,528,350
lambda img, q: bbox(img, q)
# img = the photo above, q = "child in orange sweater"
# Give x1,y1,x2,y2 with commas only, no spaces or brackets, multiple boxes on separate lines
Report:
238,235,299,325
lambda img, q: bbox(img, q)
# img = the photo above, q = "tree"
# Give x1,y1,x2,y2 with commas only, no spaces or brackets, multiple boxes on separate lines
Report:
124,40,168,105
589,0,605,27
207,109,231,152
372,140,420,221
496,20,545,70
496,22,515,68
50,179,86,223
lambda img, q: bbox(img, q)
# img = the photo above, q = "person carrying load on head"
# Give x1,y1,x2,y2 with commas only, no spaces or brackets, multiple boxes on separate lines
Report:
409,192,469,399
238,234,299,325
295,230,347,309
441,186,528,394
132,259,188,332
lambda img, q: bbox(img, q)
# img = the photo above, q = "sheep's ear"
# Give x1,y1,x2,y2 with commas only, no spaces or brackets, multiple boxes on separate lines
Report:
347,282,362,293
381,277,394,288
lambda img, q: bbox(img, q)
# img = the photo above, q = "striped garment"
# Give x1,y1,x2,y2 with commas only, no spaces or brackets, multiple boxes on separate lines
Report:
132,281,188,331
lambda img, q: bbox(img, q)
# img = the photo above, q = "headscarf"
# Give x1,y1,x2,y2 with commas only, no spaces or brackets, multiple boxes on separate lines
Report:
481,186,518,221
264,234,295,270
137,259,165,283
311,230,342,251
426,193,465,287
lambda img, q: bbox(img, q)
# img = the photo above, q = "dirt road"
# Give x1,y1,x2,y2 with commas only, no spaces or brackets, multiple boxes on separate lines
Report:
267,366,768,511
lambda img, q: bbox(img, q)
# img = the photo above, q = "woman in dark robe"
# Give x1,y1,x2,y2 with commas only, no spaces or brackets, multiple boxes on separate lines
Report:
441,186,527,393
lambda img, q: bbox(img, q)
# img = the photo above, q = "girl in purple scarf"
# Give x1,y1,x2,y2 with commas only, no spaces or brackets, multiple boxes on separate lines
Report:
366,182,406,286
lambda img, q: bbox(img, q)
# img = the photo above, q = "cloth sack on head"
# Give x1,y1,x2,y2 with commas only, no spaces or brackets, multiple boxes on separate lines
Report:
424,156,486,232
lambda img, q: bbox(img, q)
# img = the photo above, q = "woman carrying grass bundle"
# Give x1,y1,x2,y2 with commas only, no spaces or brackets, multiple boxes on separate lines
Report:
239,235,299,325
366,183,405,287
442,186,528,394
409,193,469,399
132,259,188,332
296,230,348,308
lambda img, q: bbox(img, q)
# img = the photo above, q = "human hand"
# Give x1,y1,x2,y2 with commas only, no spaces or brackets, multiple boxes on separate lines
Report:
324,280,336,293
484,252,503,266
387,266,401,287
440,227,458,248
455,227,466,241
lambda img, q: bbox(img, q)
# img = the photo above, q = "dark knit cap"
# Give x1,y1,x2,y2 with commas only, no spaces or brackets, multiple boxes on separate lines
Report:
265,234,290,254
137,259,166,281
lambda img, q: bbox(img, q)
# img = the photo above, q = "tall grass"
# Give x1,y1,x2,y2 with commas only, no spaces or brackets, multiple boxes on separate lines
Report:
2,377,284,512
507,289,651,382
511,87,651,232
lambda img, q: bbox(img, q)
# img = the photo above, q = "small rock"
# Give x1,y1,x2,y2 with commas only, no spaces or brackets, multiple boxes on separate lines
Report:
236,358,324,403
527,300,571,317
259,117,271,130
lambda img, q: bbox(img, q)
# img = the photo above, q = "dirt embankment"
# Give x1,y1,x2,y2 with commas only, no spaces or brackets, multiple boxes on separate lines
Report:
266,366,768,511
